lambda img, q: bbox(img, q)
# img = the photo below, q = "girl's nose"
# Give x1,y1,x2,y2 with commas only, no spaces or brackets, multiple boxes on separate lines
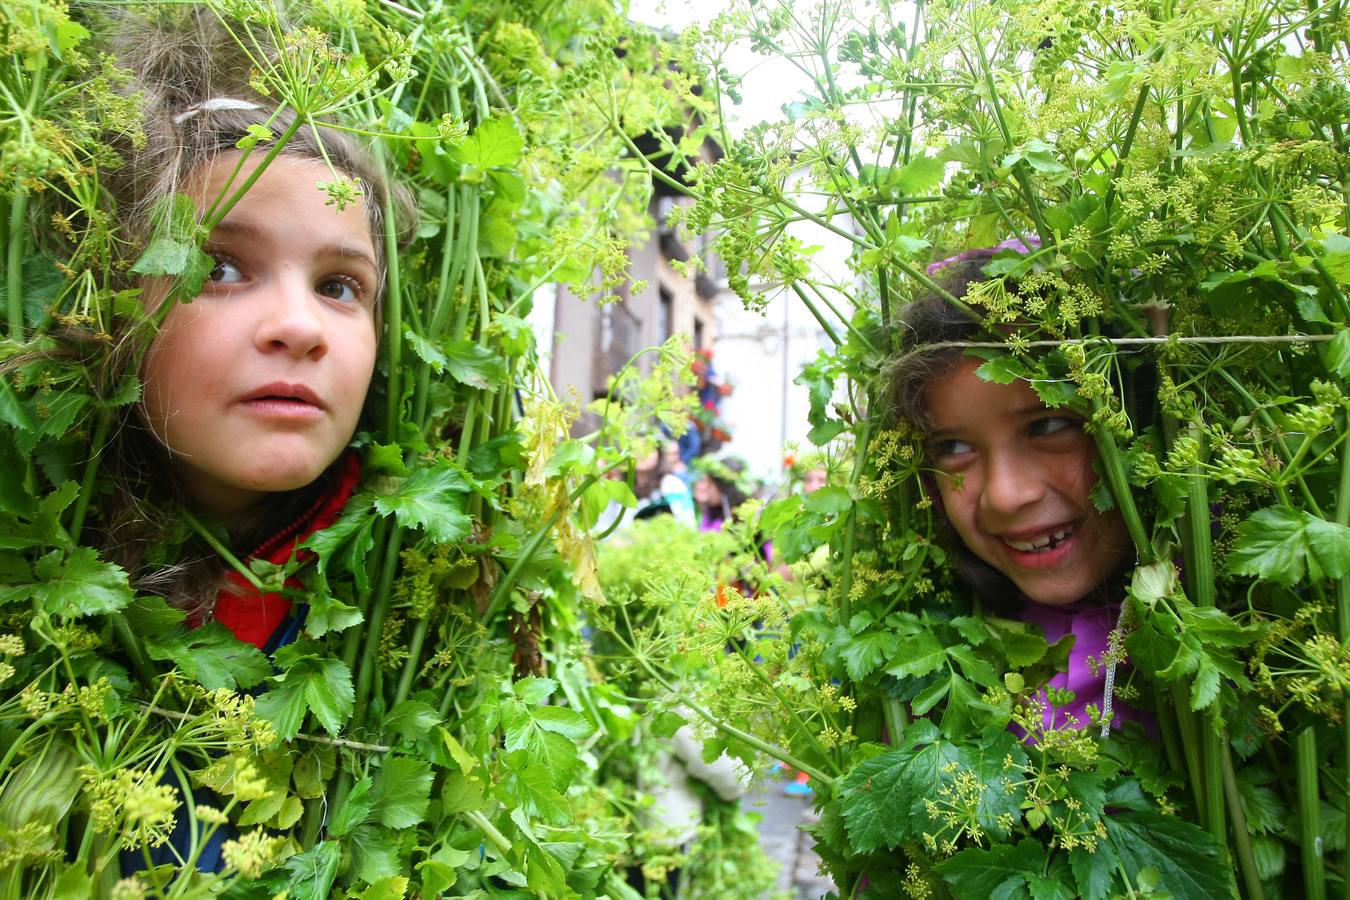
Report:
980,449,1046,518
254,275,327,360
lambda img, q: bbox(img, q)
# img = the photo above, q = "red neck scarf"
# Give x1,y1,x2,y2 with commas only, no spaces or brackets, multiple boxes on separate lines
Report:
210,452,362,649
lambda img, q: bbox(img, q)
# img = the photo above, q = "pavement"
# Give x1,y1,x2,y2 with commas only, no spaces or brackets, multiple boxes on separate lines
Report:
740,779,836,899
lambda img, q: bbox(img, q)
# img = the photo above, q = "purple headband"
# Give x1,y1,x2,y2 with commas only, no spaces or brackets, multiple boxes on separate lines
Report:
925,236,1042,276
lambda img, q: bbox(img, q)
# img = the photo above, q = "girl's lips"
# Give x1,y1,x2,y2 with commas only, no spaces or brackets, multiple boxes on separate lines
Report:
239,397,325,419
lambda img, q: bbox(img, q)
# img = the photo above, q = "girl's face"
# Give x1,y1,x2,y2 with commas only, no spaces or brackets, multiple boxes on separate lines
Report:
141,154,379,519
924,358,1132,606
693,476,721,507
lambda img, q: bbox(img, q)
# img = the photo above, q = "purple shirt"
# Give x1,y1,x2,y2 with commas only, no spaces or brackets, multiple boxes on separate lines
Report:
1017,601,1143,735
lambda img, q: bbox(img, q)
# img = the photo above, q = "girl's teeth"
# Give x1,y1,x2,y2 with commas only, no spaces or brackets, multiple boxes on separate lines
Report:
1006,525,1075,553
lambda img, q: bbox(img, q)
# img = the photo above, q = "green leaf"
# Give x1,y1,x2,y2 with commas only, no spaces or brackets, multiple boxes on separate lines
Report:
382,700,441,741
330,777,373,837
839,627,898,681
1069,841,1120,900
501,751,569,825
451,116,524,169
1104,808,1228,900
985,617,1050,667
440,339,509,389
937,841,1046,897
129,194,212,298
976,356,1028,385
890,155,945,195
418,845,472,895
255,647,354,740
886,630,947,679
144,622,271,691
1324,328,1350,378
371,756,433,828
1228,506,1350,585
357,876,408,900
532,705,595,740
372,465,472,543
32,547,134,619
283,840,340,900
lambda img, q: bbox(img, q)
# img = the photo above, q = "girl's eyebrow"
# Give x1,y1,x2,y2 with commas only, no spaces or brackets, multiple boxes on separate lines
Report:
209,220,378,271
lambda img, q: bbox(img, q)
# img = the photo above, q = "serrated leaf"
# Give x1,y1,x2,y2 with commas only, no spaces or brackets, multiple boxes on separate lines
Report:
840,627,898,680
532,705,595,740
283,841,341,900
1325,329,1350,378
382,700,441,740
32,547,134,619
1104,808,1228,900
144,622,270,691
330,777,373,837
255,649,354,740
887,630,947,679
501,752,568,825
357,876,408,900
451,116,524,169
372,466,471,543
936,841,1046,897
441,339,509,389
371,756,433,829
891,154,945,195
1228,506,1350,585
976,356,1027,385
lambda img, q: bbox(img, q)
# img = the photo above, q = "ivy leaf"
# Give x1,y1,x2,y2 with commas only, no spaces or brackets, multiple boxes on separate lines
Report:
32,547,134,619
144,622,271,691
1227,506,1350,586
372,465,472,543
370,756,433,828
256,645,354,740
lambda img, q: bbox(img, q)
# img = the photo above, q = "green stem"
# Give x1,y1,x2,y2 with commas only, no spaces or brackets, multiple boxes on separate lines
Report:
67,411,111,543
838,419,873,624
1222,737,1267,900
1336,412,1350,900
182,510,265,592
392,617,429,708
788,282,842,347
1089,405,1153,563
381,170,406,444
7,189,27,341
354,525,404,714
1296,726,1327,900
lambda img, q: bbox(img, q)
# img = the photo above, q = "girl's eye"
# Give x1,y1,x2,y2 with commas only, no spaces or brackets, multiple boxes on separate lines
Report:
316,275,363,303
1029,416,1077,438
933,438,974,458
207,256,244,284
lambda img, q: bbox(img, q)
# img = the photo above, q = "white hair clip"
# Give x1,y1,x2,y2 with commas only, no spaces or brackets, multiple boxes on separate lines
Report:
172,97,262,125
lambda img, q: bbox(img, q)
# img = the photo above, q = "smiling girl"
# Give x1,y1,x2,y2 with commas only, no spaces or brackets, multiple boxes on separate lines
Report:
890,248,1141,734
